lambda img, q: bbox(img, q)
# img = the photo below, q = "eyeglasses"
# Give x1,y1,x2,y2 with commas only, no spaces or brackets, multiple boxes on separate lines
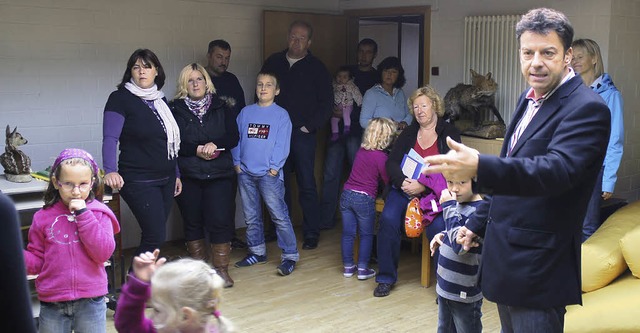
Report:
57,181,93,192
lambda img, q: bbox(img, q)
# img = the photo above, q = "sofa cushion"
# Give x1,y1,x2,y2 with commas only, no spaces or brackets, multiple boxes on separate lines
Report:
620,225,640,278
565,272,640,333
581,201,640,292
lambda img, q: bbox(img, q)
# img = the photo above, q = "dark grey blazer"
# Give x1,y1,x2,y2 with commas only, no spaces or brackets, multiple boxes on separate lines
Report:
467,75,611,308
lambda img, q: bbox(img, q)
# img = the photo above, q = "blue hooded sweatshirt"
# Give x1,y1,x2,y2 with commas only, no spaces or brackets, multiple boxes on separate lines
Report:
591,73,624,193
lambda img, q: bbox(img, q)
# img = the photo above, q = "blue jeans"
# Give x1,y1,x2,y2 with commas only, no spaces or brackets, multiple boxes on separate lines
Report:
582,166,604,242
437,296,483,333
38,297,106,333
284,129,321,240
340,190,375,268
497,304,566,333
376,188,446,284
320,134,361,229
238,172,299,262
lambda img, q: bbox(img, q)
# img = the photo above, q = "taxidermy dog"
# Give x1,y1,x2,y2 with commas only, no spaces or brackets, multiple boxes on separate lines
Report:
444,69,504,127
1,125,32,182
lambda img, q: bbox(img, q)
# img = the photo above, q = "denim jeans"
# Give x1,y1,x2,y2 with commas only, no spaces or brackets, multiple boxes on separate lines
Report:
38,297,107,333
238,172,299,262
340,190,375,268
582,166,604,242
437,296,483,333
497,304,566,333
284,129,321,241
376,188,446,284
320,134,361,229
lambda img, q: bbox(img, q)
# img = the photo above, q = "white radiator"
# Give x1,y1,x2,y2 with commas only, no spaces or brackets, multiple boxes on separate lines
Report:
463,15,526,125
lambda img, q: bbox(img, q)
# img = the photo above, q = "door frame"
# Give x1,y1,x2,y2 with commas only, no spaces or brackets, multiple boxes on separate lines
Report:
344,6,431,85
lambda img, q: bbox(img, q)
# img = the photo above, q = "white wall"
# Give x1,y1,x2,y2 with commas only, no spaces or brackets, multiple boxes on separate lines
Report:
0,0,341,248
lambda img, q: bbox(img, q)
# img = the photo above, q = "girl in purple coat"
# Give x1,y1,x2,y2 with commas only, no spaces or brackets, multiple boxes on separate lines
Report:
115,249,234,333
340,117,396,280
24,148,120,333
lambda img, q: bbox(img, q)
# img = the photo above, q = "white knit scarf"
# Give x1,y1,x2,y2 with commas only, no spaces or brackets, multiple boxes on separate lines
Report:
125,81,181,160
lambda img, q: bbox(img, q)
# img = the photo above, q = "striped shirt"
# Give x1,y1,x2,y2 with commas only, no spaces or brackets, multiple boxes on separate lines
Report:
435,200,483,303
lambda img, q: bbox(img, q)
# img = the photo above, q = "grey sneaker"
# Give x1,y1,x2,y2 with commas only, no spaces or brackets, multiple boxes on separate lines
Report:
234,254,267,267
343,265,356,278
277,259,296,276
357,267,376,280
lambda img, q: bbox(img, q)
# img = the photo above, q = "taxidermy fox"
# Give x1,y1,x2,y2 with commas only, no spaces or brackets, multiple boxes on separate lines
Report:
444,69,504,127
1,125,32,178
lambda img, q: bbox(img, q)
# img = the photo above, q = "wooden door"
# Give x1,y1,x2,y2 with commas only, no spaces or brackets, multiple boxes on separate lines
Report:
263,11,347,225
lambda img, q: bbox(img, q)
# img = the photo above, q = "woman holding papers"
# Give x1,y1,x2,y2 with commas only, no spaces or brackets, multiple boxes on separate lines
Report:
373,85,460,297
170,63,239,287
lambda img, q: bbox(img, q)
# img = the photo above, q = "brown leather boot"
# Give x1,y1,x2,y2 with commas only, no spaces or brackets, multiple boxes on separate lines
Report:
211,243,234,288
186,239,207,261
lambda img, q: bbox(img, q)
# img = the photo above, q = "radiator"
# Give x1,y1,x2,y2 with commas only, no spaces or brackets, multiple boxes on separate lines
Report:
463,15,525,125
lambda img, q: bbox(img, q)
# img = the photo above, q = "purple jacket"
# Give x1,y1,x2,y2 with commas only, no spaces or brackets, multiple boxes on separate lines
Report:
24,200,119,302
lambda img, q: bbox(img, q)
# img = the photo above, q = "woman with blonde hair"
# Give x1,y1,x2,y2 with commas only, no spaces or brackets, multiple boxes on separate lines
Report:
170,63,239,287
571,38,624,241
374,85,460,297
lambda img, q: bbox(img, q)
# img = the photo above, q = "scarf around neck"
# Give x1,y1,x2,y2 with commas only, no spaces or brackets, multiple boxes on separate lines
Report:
185,93,212,122
125,81,180,160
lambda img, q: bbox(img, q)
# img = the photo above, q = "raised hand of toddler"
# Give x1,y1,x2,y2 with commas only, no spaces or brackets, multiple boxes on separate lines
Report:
430,233,444,257
440,188,456,204
132,249,167,283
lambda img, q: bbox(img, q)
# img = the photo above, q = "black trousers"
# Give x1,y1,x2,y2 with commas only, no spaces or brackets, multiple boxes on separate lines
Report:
175,176,235,244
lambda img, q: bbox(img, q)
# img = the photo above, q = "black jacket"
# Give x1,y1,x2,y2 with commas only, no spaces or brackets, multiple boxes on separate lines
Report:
387,118,461,189
170,95,239,180
261,50,333,133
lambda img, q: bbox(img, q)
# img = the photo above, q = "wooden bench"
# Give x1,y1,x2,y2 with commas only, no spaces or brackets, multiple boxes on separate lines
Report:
354,198,431,287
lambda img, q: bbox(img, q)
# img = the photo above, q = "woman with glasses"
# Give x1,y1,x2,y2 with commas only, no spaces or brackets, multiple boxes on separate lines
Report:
373,85,460,297
102,49,181,264
169,63,239,288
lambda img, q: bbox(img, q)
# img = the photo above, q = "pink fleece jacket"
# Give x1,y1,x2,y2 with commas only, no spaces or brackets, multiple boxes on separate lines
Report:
23,199,120,302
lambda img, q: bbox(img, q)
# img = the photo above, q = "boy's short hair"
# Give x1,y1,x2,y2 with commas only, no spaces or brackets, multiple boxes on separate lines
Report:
257,70,279,89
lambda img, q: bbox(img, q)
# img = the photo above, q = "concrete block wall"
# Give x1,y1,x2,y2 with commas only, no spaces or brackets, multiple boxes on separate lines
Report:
0,0,340,172
0,0,341,248
609,0,640,201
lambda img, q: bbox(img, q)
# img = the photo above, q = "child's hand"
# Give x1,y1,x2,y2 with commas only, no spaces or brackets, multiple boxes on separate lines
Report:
440,189,456,204
132,249,167,283
430,233,444,257
68,199,87,213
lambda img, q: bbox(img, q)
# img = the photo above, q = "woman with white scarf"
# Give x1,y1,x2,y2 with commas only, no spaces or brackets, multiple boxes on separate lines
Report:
102,49,182,261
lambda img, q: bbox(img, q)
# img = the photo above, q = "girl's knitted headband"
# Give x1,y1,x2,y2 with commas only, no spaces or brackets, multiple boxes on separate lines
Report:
51,148,99,176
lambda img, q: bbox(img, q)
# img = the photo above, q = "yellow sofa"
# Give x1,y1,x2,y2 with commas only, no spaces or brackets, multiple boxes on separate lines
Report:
565,201,640,332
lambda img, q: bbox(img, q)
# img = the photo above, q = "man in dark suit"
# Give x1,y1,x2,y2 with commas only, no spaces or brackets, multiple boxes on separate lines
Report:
425,8,610,333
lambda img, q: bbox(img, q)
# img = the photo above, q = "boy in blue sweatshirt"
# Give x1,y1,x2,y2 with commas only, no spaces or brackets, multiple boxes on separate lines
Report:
231,71,299,276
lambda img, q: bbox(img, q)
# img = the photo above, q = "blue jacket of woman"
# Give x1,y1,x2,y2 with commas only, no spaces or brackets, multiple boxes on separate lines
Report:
592,73,624,193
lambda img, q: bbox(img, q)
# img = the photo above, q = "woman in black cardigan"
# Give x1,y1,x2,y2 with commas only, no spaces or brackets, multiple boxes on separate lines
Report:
374,85,461,297
170,63,239,288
